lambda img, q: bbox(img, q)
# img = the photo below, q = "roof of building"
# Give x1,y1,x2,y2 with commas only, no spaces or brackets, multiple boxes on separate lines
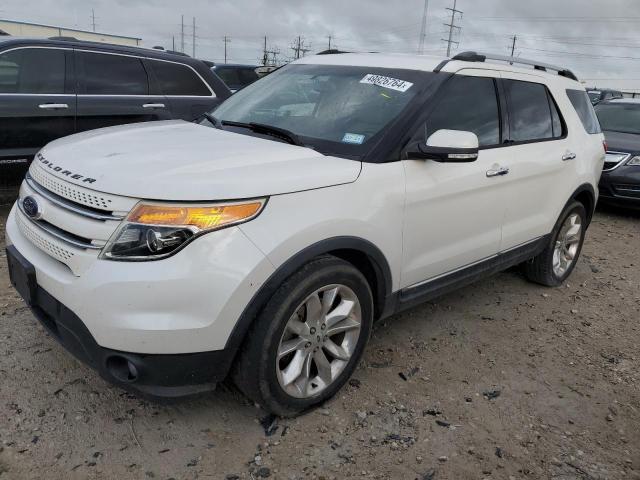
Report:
0,18,141,41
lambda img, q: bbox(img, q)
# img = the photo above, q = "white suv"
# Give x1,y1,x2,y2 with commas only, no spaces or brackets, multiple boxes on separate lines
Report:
6,51,605,415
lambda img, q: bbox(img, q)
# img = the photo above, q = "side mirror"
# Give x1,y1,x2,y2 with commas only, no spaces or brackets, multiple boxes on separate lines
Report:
405,129,479,162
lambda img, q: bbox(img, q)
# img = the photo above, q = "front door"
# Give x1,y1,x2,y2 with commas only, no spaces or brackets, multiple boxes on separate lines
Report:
0,47,76,163
401,71,510,288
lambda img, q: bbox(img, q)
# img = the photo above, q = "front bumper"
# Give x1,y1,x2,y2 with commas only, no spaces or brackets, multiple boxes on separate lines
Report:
7,244,228,396
5,202,276,395
599,165,640,209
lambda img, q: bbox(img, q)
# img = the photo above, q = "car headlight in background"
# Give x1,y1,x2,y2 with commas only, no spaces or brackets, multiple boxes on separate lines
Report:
100,199,266,261
626,156,640,166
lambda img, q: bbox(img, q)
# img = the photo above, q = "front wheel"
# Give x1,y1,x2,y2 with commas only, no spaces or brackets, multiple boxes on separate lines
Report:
523,201,587,287
232,256,373,416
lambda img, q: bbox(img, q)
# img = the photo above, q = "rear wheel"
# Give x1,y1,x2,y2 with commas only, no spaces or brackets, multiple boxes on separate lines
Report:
232,256,373,416
523,201,587,286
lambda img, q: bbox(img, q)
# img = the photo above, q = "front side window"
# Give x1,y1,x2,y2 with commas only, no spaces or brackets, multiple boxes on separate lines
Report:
0,48,65,94
152,61,211,96
426,75,500,147
81,52,148,95
211,64,433,157
504,79,560,142
595,102,640,135
567,89,602,134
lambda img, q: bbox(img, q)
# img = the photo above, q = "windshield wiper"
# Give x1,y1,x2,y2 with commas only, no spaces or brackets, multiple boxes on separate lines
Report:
201,112,222,128
221,120,304,146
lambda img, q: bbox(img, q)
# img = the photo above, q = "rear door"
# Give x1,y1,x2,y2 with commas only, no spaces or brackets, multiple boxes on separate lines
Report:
76,50,173,133
0,46,75,163
497,73,573,251
147,59,219,121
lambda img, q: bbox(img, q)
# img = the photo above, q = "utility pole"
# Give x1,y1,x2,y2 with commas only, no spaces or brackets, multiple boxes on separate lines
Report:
442,0,462,57
192,17,196,57
181,15,185,53
509,34,517,59
418,0,429,54
223,36,231,63
327,35,332,50
262,36,268,66
172,36,175,51
91,9,97,32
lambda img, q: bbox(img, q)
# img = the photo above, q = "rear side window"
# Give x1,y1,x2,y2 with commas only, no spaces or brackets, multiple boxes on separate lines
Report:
0,48,65,94
504,79,563,142
427,75,500,147
152,61,211,96
567,89,602,134
81,52,148,95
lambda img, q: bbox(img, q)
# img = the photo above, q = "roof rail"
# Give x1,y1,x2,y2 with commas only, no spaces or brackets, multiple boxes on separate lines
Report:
434,51,578,82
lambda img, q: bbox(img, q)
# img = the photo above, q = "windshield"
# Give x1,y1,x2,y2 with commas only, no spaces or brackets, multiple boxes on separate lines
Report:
209,64,432,157
595,103,640,135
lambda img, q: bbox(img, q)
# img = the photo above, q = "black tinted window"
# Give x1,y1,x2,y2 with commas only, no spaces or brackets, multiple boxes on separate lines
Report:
0,48,65,94
567,89,602,134
215,67,259,89
594,103,640,135
152,61,211,96
504,79,558,142
427,76,500,146
81,52,148,95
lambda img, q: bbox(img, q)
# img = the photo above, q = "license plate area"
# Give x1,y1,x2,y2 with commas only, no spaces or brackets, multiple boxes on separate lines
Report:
6,245,37,306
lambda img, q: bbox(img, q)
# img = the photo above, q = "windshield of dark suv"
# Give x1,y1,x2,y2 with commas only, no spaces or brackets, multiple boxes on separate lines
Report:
595,102,640,135
207,64,434,157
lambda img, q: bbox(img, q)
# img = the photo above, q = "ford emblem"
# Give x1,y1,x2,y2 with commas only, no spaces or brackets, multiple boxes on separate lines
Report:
22,196,42,220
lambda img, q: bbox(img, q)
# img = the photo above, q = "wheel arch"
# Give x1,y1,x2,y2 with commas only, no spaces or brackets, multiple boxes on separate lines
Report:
223,236,393,361
568,183,597,224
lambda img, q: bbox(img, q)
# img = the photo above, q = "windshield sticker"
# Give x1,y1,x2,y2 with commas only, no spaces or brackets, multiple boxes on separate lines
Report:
342,133,366,145
360,74,413,92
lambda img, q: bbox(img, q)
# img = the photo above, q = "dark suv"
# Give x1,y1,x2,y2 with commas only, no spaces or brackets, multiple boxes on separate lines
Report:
0,37,231,181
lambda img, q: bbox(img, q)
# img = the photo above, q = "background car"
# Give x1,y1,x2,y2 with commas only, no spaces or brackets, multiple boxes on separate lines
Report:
586,87,624,105
0,36,232,184
211,63,260,92
594,98,640,209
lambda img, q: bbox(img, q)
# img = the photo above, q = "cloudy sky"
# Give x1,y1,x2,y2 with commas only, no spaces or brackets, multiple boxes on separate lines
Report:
2,0,640,89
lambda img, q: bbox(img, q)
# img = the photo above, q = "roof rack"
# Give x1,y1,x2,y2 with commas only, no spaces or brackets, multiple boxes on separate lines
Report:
434,51,578,82
317,49,350,55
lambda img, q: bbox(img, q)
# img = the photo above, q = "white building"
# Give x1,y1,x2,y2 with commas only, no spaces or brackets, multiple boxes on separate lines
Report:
0,18,141,46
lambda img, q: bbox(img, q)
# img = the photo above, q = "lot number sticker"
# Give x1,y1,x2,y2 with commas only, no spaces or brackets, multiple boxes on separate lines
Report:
342,133,366,144
360,74,413,92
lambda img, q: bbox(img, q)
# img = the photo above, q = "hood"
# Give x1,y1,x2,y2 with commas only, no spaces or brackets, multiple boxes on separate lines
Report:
35,121,361,201
603,130,640,155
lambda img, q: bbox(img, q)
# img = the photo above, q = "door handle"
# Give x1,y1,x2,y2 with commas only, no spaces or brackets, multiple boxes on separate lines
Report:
486,166,510,178
142,103,166,109
562,152,577,161
38,103,69,110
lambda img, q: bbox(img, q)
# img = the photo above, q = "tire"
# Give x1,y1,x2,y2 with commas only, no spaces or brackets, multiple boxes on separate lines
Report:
523,201,587,287
232,255,374,417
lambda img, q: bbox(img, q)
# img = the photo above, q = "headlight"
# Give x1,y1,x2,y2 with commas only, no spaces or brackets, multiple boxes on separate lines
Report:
100,199,266,261
626,156,640,166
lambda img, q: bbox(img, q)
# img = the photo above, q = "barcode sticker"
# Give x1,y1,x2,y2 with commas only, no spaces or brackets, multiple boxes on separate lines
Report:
360,74,413,92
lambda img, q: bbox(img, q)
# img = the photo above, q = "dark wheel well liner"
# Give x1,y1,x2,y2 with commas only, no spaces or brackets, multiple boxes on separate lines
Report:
569,184,596,224
222,236,393,364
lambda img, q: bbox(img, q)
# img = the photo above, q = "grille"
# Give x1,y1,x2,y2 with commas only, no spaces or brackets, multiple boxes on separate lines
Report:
29,167,113,211
16,210,75,263
614,184,640,198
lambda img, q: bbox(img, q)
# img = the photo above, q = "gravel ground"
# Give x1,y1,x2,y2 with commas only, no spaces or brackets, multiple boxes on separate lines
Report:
0,203,638,480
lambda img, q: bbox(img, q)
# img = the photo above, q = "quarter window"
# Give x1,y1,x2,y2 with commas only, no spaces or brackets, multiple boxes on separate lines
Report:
81,52,148,95
152,61,211,96
504,79,562,142
426,75,500,147
0,48,65,94
567,89,602,134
